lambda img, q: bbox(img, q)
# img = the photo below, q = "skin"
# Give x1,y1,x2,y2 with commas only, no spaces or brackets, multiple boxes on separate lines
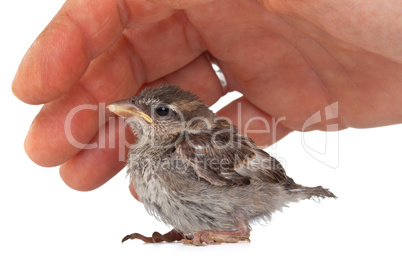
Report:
12,0,402,193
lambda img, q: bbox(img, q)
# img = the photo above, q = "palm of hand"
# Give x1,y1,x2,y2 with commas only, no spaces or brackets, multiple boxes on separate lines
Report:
12,0,402,191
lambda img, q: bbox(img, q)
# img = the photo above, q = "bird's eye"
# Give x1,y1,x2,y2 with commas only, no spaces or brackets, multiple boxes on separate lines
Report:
156,105,170,116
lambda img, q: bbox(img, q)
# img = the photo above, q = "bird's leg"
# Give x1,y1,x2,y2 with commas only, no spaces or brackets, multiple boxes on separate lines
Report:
182,220,251,246
122,229,184,243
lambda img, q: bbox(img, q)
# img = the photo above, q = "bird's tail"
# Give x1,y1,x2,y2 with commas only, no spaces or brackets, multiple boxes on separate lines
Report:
285,178,336,200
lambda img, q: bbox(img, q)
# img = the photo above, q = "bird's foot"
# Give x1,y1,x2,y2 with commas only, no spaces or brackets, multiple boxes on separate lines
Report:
122,229,184,243
182,224,250,246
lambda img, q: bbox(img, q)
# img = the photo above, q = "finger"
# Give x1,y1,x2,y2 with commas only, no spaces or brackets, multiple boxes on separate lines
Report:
23,6,211,167
12,0,174,105
146,0,213,9
146,53,225,105
59,118,135,191
217,97,292,148
24,84,102,167
24,38,138,167
121,11,205,83
57,53,225,190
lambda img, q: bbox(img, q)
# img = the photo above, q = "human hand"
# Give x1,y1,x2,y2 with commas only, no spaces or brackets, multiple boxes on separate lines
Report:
12,0,402,192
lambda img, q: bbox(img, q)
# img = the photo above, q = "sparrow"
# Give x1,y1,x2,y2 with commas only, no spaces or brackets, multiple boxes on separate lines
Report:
107,84,336,246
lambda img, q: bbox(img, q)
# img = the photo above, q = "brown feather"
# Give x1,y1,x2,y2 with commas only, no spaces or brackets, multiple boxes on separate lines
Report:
176,118,289,187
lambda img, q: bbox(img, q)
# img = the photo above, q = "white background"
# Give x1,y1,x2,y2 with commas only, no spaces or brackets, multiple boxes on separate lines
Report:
1,1,401,271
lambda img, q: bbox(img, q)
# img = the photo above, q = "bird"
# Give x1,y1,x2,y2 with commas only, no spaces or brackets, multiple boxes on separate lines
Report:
107,84,336,246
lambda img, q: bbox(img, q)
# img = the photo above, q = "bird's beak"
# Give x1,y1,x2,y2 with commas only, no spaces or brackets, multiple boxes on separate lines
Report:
107,100,152,123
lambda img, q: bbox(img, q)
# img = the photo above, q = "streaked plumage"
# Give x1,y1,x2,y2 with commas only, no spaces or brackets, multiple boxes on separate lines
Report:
108,84,335,245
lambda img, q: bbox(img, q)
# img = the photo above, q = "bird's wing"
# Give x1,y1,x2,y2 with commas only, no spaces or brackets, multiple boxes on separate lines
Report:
176,128,288,187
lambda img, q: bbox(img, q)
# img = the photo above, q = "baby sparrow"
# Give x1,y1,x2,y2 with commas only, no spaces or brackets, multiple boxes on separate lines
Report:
107,85,335,246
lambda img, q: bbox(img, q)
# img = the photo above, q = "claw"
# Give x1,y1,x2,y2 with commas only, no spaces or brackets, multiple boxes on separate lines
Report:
122,229,184,244
122,235,130,243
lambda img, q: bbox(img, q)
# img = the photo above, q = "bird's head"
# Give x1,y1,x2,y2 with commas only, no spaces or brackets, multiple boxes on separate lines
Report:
107,85,216,140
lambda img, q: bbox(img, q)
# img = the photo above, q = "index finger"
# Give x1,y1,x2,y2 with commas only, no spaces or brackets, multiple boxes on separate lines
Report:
12,0,173,105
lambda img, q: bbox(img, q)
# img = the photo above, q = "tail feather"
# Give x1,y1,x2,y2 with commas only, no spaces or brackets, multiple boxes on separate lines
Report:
284,178,336,200
293,186,337,200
